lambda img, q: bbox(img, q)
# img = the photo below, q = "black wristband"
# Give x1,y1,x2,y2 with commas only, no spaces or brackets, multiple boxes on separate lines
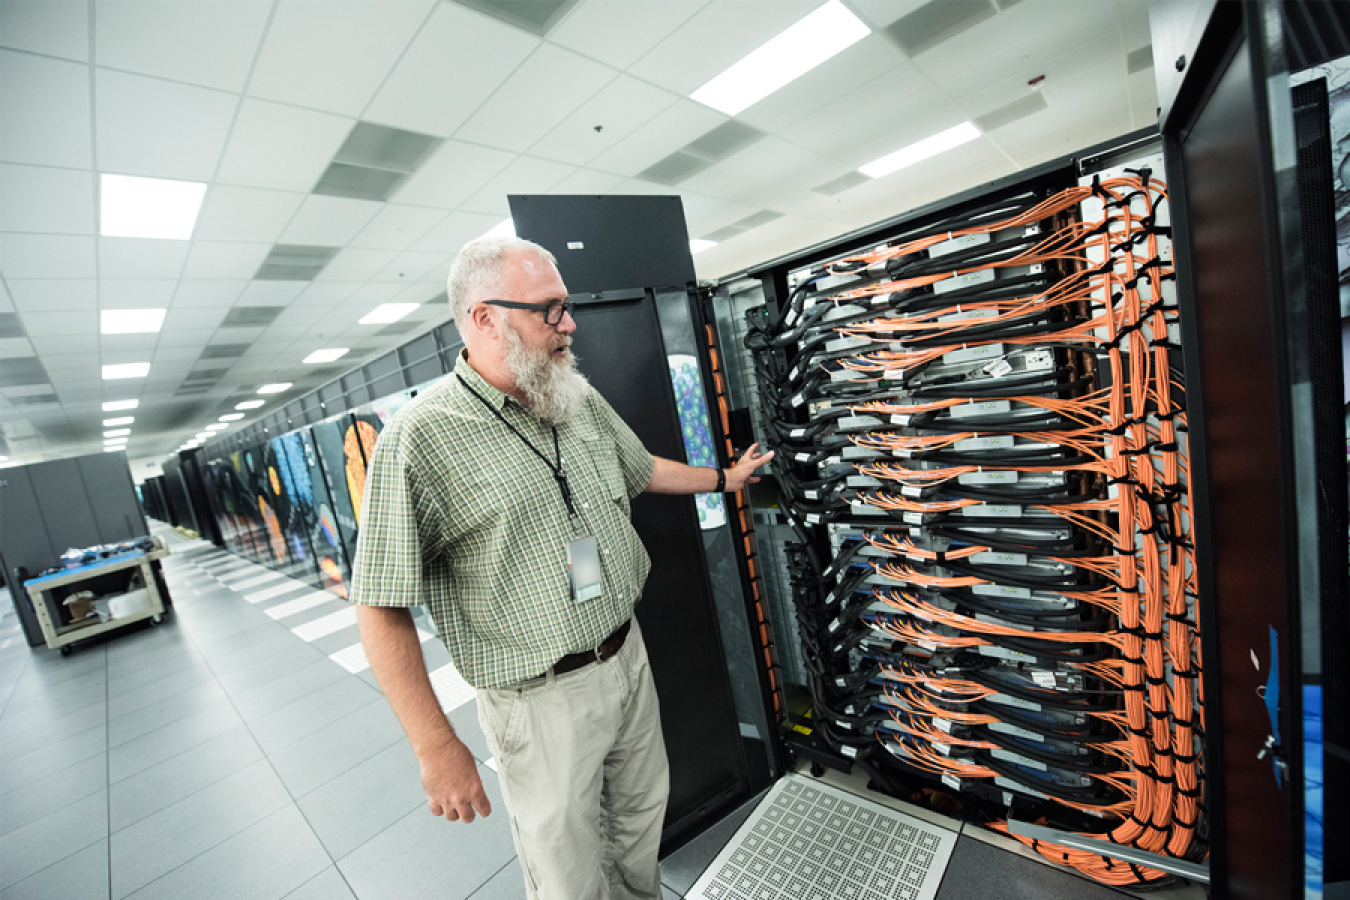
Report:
713,467,726,492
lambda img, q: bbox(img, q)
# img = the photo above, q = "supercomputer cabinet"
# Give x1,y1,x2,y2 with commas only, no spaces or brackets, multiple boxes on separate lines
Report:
694,3,1347,897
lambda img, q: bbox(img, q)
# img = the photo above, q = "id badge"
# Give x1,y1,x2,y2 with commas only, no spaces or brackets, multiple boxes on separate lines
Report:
566,535,603,603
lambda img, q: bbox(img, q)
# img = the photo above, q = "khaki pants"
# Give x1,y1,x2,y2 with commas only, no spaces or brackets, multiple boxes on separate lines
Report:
477,621,669,900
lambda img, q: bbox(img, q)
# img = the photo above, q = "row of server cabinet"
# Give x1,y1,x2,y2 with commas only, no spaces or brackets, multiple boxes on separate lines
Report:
151,3,1344,897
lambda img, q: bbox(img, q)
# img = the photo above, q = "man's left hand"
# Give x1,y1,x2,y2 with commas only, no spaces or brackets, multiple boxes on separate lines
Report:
725,443,774,493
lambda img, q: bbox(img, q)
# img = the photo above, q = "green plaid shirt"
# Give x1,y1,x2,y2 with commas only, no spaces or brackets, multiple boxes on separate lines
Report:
350,354,655,689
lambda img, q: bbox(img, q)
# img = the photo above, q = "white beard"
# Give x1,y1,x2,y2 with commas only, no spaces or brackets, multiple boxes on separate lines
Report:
502,321,591,424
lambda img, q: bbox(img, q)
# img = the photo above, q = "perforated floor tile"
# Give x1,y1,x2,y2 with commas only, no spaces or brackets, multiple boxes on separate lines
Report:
687,773,957,900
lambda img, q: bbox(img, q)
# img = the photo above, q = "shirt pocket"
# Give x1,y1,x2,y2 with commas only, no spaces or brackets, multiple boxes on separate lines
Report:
578,432,626,505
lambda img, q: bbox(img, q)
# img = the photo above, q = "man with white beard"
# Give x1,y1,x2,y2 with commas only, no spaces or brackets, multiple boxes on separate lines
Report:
351,236,773,900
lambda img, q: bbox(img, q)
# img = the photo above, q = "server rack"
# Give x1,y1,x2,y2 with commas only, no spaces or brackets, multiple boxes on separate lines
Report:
694,2,1346,897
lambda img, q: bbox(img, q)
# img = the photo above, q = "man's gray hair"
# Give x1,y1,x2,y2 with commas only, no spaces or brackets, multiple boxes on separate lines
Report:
446,235,558,330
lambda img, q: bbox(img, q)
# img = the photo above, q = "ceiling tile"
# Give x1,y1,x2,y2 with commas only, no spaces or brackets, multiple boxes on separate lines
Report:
29,334,99,356
235,281,308,305
528,75,680,167
0,234,96,279
279,195,383,246
349,204,448,250
94,0,271,92
94,69,237,182
246,0,435,117
98,238,189,280
314,247,399,282
162,305,232,333
548,0,707,70
0,163,96,234
193,185,307,244
0,337,36,359
182,242,273,280
546,168,627,196
0,0,90,60
98,279,177,308
392,140,515,209
909,0,1106,99
453,43,618,153
216,99,355,192
0,51,93,169
587,100,725,178
7,279,98,312
408,210,505,253
172,280,249,307
364,2,539,137
459,155,576,216
628,0,821,95
371,251,447,284
290,281,362,306
21,309,96,336
680,138,827,204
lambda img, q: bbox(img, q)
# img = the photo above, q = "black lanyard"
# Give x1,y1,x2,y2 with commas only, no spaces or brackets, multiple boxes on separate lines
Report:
456,373,578,519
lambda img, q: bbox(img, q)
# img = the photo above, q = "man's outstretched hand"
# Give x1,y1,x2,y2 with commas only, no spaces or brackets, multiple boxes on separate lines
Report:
725,443,774,493
419,736,492,823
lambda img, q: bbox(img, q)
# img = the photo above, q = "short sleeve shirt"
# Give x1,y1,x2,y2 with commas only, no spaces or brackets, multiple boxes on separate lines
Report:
349,354,655,689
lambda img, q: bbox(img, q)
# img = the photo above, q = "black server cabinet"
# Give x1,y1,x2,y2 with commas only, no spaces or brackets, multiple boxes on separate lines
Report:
510,194,767,848
1155,1,1347,896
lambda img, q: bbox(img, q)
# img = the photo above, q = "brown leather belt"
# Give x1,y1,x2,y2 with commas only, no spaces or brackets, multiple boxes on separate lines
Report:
551,619,631,676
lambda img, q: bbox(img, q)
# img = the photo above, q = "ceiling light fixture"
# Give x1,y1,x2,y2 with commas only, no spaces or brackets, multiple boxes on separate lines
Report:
235,400,266,410
104,438,127,446
358,303,419,325
100,173,207,240
104,429,130,438
303,348,350,364
205,423,229,431
195,432,213,439
257,383,292,394
103,416,135,427
102,399,139,412
104,446,124,453
102,362,150,380
100,308,167,334
690,0,870,116
219,413,244,421
689,239,717,254
858,122,981,179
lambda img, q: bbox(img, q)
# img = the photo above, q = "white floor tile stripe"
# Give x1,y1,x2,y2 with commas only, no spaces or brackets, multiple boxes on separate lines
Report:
429,663,475,714
266,592,333,620
327,629,434,674
245,581,308,605
229,569,284,591
291,607,357,642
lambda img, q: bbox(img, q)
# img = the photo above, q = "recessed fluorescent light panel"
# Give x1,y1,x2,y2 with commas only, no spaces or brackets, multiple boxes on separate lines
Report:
206,423,229,431
195,432,213,439
100,174,206,240
102,399,139,411
102,362,150,380
100,308,166,334
219,413,244,421
257,383,292,394
236,400,266,410
103,429,130,438
104,438,127,446
690,0,870,116
104,446,123,453
303,348,349,364
859,122,981,178
103,416,135,427
358,303,419,325
690,239,717,254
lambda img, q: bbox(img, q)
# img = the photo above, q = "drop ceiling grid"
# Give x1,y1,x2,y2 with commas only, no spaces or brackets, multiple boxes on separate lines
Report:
1,0,1160,463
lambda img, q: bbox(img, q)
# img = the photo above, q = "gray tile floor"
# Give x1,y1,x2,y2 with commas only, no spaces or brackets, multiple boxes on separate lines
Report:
0,527,1209,900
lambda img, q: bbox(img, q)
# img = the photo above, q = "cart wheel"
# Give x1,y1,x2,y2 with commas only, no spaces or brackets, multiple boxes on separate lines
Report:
60,646,71,656
152,613,164,625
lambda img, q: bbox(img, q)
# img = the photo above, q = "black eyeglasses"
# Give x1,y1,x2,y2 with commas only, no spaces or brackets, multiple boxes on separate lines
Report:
484,299,575,326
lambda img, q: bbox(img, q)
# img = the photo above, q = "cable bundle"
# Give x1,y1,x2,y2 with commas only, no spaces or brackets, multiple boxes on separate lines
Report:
744,169,1203,887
